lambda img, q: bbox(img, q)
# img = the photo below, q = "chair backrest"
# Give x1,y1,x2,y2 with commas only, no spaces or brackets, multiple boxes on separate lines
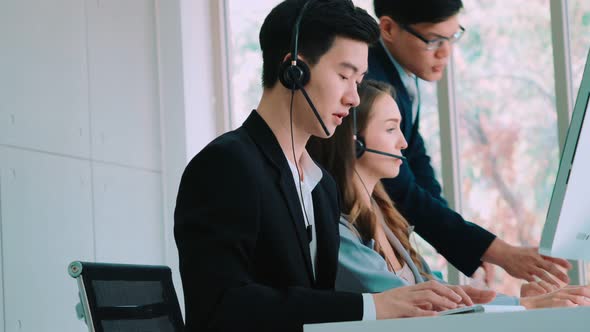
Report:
68,261,184,332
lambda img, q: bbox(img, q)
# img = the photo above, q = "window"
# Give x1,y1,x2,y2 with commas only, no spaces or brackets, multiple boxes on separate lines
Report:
454,0,557,295
569,0,590,99
226,0,279,128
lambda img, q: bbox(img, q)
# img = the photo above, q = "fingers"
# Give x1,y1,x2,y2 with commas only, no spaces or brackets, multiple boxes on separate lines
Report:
373,292,438,319
541,254,573,270
532,267,561,287
557,293,586,306
448,285,473,306
534,286,590,309
411,289,458,311
416,281,462,304
416,302,434,311
521,279,561,297
521,281,557,297
538,259,570,284
505,247,570,285
522,273,536,283
560,286,590,300
521,283,545,297
552,299,577,308
460,285,496,304
537,280,559,293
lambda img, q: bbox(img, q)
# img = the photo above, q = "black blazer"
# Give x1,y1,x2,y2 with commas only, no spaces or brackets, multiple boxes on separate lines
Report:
366,42,496,276
174,111,362,332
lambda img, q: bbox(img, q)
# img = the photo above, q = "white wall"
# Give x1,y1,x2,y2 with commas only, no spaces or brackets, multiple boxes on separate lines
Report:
0,0,219,330
155,0,221,320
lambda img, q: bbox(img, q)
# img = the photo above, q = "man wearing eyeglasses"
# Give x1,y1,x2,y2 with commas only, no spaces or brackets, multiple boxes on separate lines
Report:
366,0,572,288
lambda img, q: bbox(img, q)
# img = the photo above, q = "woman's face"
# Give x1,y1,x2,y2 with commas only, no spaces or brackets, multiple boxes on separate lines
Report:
357,93,408,180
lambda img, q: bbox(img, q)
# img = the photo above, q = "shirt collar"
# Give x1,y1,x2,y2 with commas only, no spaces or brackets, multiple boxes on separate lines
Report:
379,38,417,91
285,149,323,190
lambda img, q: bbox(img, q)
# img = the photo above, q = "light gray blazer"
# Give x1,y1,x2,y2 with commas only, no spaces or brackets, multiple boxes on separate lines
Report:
336,216,519,305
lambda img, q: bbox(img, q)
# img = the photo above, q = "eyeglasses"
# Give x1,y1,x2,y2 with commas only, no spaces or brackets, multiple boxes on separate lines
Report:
401,24,465,51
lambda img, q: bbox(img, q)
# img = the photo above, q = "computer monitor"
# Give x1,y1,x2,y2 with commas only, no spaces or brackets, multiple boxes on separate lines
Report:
540,48,590,261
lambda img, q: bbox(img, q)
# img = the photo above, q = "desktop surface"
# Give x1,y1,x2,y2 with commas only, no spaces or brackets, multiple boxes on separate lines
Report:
304,306,590,332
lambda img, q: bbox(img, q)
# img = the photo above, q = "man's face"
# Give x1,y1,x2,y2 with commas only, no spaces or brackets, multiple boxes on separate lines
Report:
386,15,461,82
296,36,368,138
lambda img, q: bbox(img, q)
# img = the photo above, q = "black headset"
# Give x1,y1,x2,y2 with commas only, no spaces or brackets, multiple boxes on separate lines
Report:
281,0,326,244
278,1,310,91
279,0,330,136
353,106,407,160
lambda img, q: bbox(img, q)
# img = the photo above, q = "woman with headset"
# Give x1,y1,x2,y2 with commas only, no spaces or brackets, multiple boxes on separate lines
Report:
308,79,590,309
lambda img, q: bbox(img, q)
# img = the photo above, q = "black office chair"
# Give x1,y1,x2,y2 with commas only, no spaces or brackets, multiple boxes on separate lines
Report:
68,261,184,332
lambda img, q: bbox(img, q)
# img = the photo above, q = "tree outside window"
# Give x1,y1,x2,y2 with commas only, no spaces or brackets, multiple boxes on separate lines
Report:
454,0,558,295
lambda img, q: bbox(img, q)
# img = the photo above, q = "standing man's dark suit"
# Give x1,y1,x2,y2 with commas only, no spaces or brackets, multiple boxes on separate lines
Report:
366,42,496,276
174,111,362,332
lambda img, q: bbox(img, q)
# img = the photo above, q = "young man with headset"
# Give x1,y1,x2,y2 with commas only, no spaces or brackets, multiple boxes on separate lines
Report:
367,0,571,285
174,0,492,331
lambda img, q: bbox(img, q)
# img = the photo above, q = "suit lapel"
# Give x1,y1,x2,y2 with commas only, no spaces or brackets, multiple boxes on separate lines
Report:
278,172,315,283
385,59,414,141
243,111,315,283
370,43,415,142
311,181,338,289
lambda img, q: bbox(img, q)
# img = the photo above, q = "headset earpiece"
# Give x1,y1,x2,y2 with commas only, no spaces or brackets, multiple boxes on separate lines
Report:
279,57,311,90
280,0,312,91
353,107,365,159
355,135,366,159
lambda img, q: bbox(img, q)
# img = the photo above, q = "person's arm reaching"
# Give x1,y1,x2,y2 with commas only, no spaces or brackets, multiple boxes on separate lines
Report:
384,161,572,283
482,239,572,285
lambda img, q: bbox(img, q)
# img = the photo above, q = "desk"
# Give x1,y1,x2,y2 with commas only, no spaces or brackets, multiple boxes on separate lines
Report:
305,307,590,332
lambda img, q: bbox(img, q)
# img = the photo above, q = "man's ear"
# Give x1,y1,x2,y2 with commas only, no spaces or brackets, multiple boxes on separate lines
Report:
379,16,401,44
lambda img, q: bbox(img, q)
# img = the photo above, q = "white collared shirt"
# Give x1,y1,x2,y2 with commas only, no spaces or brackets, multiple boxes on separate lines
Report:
284,149,376,321
285,150,322,278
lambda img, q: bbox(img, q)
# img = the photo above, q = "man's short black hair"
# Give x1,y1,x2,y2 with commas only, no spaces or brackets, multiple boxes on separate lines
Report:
259,0,380,89
373,0,463,25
